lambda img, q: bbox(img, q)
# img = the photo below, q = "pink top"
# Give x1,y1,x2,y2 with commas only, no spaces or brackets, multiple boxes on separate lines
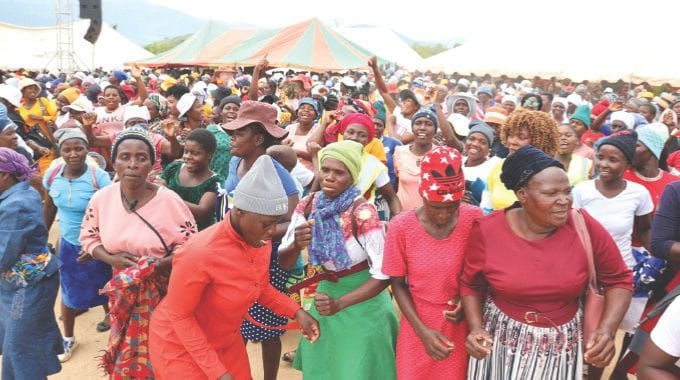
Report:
394,145,424,211
285,122,319,170
573,143,595,160
80,182,197,259
460,208,633,327
383,204,482,304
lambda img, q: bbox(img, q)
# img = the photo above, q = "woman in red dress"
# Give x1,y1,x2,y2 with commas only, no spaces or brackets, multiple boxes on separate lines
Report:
383,146,482,379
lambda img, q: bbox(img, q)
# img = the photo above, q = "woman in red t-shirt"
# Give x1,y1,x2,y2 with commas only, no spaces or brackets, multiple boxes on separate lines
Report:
461,145,633,380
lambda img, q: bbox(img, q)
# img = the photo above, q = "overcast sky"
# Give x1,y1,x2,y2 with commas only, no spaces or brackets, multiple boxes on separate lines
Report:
148,0,675,43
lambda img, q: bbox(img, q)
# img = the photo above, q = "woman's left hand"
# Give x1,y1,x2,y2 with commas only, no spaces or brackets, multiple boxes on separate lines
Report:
443,296,464,323
584,328,616,368
314,292,342,316
294,309,320,343
153,256,173,275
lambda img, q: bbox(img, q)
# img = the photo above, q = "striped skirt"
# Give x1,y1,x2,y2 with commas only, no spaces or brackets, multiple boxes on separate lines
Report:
468,300,583,380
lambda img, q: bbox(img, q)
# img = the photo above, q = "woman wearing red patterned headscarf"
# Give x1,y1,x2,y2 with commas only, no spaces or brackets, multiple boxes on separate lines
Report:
383,146,483,379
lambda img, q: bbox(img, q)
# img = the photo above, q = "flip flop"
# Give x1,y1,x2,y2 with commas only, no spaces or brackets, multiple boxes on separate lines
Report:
96,320,110,332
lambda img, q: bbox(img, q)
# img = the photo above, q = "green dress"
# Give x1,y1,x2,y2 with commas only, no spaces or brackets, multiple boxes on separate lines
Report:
161,160,221,231
293,269,398,379
206,124,232,181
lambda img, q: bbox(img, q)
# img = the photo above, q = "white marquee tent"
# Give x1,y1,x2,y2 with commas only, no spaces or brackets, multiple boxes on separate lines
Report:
0,21,152,71
333,26,424,70
422,35,679,86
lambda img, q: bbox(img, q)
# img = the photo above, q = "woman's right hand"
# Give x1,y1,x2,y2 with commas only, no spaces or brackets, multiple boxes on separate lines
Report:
465,327,493,359
418,327,455,361
81,112,97,128
108,253,137,270
294,220,315,251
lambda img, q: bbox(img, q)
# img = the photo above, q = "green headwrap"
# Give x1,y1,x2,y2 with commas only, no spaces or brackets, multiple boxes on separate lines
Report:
318,140,363,183
373,100,387,125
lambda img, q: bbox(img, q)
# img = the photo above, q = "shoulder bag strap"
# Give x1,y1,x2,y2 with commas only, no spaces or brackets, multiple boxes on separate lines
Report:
131,209,172,257
37,98,56,144
571,208,597,291
46,163,64,187
123,189,172,257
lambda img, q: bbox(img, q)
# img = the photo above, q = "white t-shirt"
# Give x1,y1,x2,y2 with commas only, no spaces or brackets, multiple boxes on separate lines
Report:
291,161,314,188
462,156,501,183
392,106,412,137
95,104,126,124
572,180,653,268
650,297,680,364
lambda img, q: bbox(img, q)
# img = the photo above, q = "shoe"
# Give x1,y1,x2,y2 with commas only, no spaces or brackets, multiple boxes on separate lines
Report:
281,350,296,363
96,320,110,332
58,339,78,362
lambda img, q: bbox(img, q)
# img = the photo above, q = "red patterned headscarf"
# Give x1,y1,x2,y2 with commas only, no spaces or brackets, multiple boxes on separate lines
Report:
419,146,465,202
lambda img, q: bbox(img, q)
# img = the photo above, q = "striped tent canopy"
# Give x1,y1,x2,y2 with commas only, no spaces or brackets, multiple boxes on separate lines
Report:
135,18,379,72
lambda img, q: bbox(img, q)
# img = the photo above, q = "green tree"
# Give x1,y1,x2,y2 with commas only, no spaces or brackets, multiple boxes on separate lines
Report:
144,34,191,55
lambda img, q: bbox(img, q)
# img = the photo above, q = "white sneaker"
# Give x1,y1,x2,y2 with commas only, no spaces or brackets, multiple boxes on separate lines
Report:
58,339,78,362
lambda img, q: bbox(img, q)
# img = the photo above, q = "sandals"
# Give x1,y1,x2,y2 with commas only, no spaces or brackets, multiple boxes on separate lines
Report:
281,350,296,363
96,320,111,332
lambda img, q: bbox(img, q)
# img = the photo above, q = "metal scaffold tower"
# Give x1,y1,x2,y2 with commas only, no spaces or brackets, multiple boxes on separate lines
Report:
55,0,78,72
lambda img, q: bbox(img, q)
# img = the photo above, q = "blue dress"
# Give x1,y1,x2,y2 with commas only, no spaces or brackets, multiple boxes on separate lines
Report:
0,181,63,379
44,163,113,309
224,156,299,342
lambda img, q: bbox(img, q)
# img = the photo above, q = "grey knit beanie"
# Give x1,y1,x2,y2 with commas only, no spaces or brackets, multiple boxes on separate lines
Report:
233,155,288,216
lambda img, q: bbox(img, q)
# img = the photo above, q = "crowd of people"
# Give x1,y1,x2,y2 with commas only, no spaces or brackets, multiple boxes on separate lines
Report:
1,56,680,380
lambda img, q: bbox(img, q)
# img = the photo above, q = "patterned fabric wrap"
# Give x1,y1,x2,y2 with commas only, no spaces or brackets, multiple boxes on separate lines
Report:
3,251,52,288
468,300,583,380
308,186,361,270
419,146,465,203
99,256,168,379
632,247,667,297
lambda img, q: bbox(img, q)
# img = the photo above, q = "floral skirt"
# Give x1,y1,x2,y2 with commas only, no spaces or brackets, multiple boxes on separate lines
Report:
468,300,583,380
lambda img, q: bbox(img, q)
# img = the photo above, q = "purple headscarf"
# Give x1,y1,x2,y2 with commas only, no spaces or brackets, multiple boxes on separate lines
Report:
0,147,34,181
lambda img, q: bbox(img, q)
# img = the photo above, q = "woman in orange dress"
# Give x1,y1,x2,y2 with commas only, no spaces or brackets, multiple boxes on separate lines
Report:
149,155,319,380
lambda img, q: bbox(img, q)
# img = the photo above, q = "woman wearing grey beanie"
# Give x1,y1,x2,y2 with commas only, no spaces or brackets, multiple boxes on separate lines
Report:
149,155,319,380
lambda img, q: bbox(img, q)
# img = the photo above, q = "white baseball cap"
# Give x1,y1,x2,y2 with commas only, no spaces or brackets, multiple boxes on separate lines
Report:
62,96,94,113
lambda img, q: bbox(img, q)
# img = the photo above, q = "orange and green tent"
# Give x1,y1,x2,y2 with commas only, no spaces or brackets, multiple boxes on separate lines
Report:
135,18,381,72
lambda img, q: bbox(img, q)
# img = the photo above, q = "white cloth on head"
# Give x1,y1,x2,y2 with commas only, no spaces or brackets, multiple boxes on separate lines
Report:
611,111,636,130
566,93,583,107
501,94,517,105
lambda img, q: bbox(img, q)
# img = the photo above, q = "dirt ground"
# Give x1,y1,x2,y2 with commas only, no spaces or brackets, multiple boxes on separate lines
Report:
46,304,302,379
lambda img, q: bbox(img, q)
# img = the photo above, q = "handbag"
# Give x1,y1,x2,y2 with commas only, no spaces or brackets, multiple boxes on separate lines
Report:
572,208,605,345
